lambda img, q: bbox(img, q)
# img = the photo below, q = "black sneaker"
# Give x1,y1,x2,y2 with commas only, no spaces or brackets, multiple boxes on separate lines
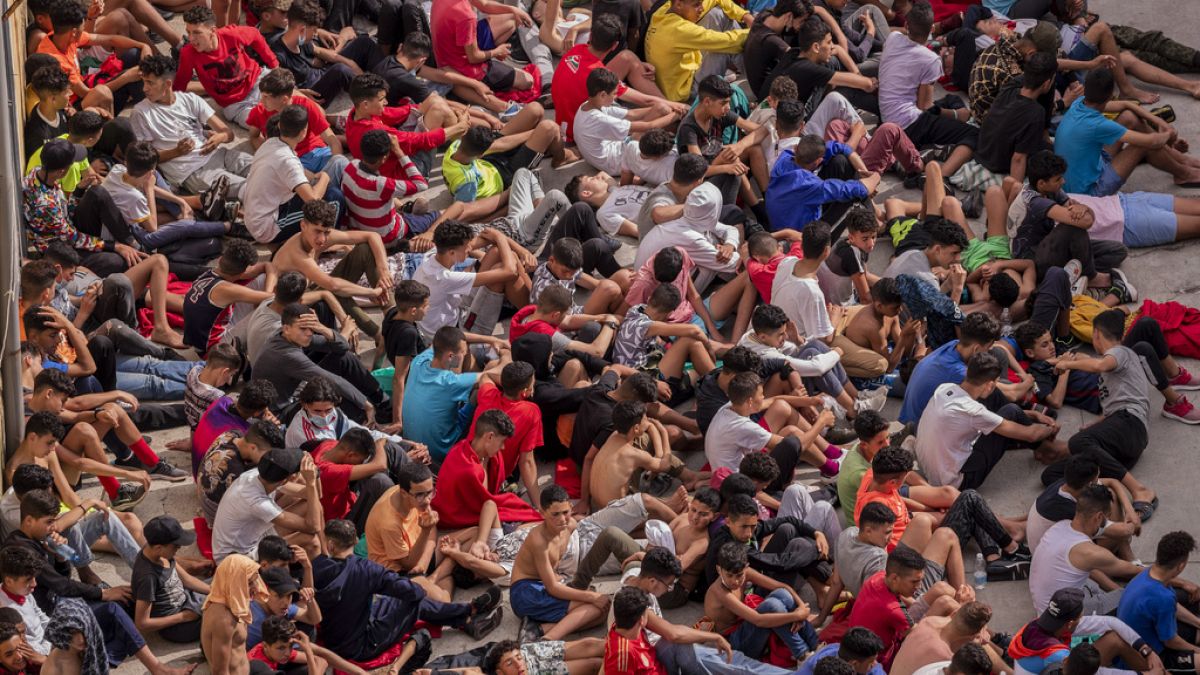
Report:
462,607,503,640
469,584,502,616
226,222,255,240
114,455,144,471
889,422,918,448
150,460,188,482
111,483,147,512
986,554,1031,581
399,628,433,675
962,186,984,218
991,632,1014,666
1010,543,1032,561
518,614,544,644
199,175,230,221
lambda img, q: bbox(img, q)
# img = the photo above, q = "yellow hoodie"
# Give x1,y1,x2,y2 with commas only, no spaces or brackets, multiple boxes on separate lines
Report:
644,0,750,102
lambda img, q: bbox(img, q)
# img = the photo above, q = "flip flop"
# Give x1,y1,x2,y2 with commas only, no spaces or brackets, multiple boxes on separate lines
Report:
1132,496,1159,522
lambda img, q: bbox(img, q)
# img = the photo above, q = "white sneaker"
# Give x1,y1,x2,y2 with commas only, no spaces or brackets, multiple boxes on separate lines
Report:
854,386,889,412
1064,259,1086,296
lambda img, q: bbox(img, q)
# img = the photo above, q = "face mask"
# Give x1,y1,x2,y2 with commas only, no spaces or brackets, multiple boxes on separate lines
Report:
306,410,335,427
298,32,308,46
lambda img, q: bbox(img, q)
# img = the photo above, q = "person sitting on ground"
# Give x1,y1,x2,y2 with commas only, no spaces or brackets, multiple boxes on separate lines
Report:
574,68,679,181
795,627,887,675
307,427,397,534
246,67,345,176
23,63,71,162
468,361,544,506
899,312,1003,424
975,52,1057,181
341,128,431,250
363,462,448,596
251,615,370,675
36,0,149,117
25,107,105,196
612,284,722,403
285,377,423,464
509,284,620,361
1026,455,1139,560
192,379,278,478
589,401,693,512
174,6,279,128
890,601,1008,675
246,566,322,649
200,555,265,675
211,448,322,562
429,0,539,97
265,0,384,107
882,216,970,300
772,17,881,117
443,124,577,208
372,31,517,120
643,0,751,103
841,278,927,382
181,239,275,357
1117,531,1200,672
0,546,51,666
197,419,284,526
131,515,210,644
622,128,680,188
635,183,742,291
183,343,241,432
623,244,749,339
818,206,881,306
382,280,430,429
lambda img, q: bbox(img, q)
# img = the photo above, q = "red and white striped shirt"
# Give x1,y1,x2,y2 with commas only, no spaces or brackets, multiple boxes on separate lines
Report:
341,158,428,244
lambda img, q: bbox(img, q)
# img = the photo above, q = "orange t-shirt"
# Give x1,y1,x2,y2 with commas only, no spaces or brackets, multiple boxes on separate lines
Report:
36,32,93,88
854,468,910,551
364,486,424,572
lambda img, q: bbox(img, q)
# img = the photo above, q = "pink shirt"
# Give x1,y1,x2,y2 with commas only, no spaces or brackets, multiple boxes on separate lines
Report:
625,248,696,324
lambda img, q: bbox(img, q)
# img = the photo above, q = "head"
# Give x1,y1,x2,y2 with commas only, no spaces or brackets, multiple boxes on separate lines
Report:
923,218,969,268
544,238,584,282
122,141,160,181
653,247,685,284
236,379,278,420
280,303,317,348
613,586,652,632
30,368,74,413
1037,587,1085,637
716,541,750,589
66,109,104,147
949,601,993,642
871,445,915,492
853,409,890,457
724,494,760,543
259,566,301,615
815,657,858,675
646,283,683,321
638,129,674,160
299,199,339,250
538,484,573,533
1014,322,1055,363
253,0,291,31
49,0,87,41
432,325,468,370
672,153,709,188
801,221,833,262
258,447,303,488
585,67,621,106
1063,644,1102,675
1091,309,1126,350
1155,531,1196,577
458,126,502,161
768,75,800,108
276,104,310,145
1027,150,1068,195
431,220,475,265
18,489,60,540
20,260,57,304
218,238,260,278
42,241,81,284
257,536,295,570
738,453,780,492
946,643,995,675
359,128,394,169
884,544,927,596
34,138,85,184
500,361,535,401
260,615,298,665
22,411,66,459
857,502,897,548
349,73,389,116
1022,52,1058,96
11,464,54,501
839,627,886,675
719,473,758,508
286,0,324,41
483,639,528,675
747,232,781,264
296,376,343,426
533,284,574,326
473,409,515,459
610,400,648,442
765,0,812,30
182,7,219,52
796,17,834,63
199,343,242,389
905,1,935,42
870,277,904,318
727,371,766,412
588,14,623,56
792,135,829,171
142,515,196,561
775,99,806,138
615,372,659,403
1084,68,1116,107
0,623,26,673
697,75,733,119
639,547,683,598
1062,455,1101,491
669,0,706,23
30,63,70,111
239,420,283,466
0,546,43,597
324,519,358,557
963,352,1004,398
392,279,430,321
1073,484,1113,538
844,206,879,253
958,312,1001,356
750,304,790,348
399,32,433,64
688,488,721,529
564,173,610,206
396,462,435,509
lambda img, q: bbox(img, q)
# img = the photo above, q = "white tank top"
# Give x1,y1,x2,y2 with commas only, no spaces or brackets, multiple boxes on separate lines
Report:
1029,520,1092,614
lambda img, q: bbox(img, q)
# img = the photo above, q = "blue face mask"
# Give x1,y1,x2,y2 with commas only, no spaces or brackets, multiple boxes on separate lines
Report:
298,32,308,47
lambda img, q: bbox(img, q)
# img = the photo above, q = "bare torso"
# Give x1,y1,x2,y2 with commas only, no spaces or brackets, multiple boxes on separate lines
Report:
201,604,249,675
589,439,640,509
702,581,744,634
510,522,573,585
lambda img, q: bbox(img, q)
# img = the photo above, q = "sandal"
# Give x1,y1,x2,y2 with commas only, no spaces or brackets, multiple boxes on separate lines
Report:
1132,496,1159,522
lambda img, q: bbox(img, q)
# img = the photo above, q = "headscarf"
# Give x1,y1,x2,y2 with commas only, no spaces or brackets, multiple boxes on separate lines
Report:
203,554,264,624
46,598,108,675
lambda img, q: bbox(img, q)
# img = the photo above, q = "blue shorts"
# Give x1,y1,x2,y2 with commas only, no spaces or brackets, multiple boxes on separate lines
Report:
1088,151,1125,197
299,145,332,172
402,210,440,236
476,19,496,50
510,579,569,622
1120,191,1178,247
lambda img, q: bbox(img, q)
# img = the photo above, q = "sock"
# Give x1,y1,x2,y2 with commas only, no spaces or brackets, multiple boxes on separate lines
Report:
823,444,843,460
819,459,840,476
99,476,120,500
465,288,504,338
130,438,161,466
750,202,771,227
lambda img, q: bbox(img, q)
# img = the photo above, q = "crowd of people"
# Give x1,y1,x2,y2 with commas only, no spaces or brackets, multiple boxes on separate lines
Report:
10,0,1200,671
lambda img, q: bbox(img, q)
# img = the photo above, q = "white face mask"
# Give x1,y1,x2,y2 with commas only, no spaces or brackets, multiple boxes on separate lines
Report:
306,410,335,427
298,31,308,46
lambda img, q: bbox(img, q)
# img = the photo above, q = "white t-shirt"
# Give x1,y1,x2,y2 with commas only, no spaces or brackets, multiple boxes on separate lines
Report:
130,92,215,186
771,257,834,340
883,249,938,288
705,402,772,472
914,383,1005,487
610,568,665,645
912,661,950,675
620,143,677,186
597,185,652,236
211,468,284,563
101,164,151,225
573,104,631,176
243,138,308,242
878,32,943,129
412,255,476,338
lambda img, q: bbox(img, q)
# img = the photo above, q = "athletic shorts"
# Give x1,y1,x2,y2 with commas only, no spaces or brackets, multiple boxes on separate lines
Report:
1087,151,1126,197
961,235,1013,273
1120,191,1177,247
476,18,496,50
483,59,518,92
510,578,570,622
896,542,946,595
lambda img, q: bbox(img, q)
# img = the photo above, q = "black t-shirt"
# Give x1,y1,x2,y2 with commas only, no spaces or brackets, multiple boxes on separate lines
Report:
382,310,426,364
826,238,867,277
695,371,728,435
132,553,190,617
976,81,1048,173
266,31,319,86
592,0,645,54
677,110,739,162
1035,479,1078,523
745,22,794,100
23,109,66,162
568,370,620,465
372,56,435,105
777,58,835,106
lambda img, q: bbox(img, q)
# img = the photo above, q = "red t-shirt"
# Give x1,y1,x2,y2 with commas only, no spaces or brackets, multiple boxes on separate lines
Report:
247,643,297,669
312,440,355,519
747,252,787,304
509,305,559,341
468,381,543,473
174,26,278,107
847,571,913,667
345,106,447,180
854,469,910,551
551,44,629,142
246,94,329,157
604,628,667,675
430,0,485,80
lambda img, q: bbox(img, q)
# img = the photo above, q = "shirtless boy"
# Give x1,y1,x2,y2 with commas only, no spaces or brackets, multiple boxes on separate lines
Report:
654,487,721,609
589,401,693,513
841,277,927,375
509,485,612,642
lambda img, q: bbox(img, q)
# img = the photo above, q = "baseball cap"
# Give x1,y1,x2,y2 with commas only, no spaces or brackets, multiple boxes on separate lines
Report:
1026,21,1062,55
259,567,300,595
1036,588,1084,632
258,447,303,482
40,139,87,172
143,515,196,547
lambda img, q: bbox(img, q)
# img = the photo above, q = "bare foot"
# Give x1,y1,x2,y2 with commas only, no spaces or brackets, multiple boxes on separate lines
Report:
552,148,581,167
1174,172,1200,187
151,325,186,349
1131,488,1156,505
665,485,689,514
1122,88,1160,104
686,471,712,490
165,438,191,453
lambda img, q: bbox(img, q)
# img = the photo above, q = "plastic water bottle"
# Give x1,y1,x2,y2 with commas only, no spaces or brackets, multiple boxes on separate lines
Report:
47,539,83,566
973,553,988,590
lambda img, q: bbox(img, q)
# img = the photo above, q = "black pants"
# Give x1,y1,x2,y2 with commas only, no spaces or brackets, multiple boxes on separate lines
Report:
129,402,187,431
940,488,1014,556
903,110,979,150
768,436,802,494
377,0,428,53
1032,223,1128,281
318,0,379,31
818,153,862,233
305,35,385,105
344,473,395,533
541,202,623,277
312,349,388,421
110,48,146,114
760,522,831,589
1027,266,1073,334
832,86,880,116
960,402,1034,490
1044,409,1148,485
1124,316,1173,390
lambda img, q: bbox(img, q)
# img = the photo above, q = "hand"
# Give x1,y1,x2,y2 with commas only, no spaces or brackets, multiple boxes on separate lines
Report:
719,161,748,176
87,0,104,19
407,444,432,465
813,531,829,558
860,11,875,35
81,499,108,516
101,585,132,603
115,391,139,411
1090,54,1117,70
95,407,119,428
571,499,591,517
468,540,491,559
300,453,318,484
113,243,147,268
715,146,740,165
37,306,72,331
297,587,315,604
289,544,311,567
816,409,836,429
376,266,395,291
409,232,435,253
948,263,967,285
78,167,101,189
418,509,439,529
490,43,512,61
178,202,195,222
588,592,612,611
864,77,879,93
716,243,735,262
47,531,68,547
200,130,223,155
129,470,152,492
512,6,533,26
174,137,195,156
712,636,734,662
364,403,377,428
955,584,976,603
79,285,99,315
1063,81,1085,106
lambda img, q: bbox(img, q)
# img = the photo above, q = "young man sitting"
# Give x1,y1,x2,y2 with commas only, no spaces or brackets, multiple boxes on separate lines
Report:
265,0,384,107
246,68,344,176
1117,531,1200,673
36,0,149,117
1026,456,1139,559
589,401,692,512
174,6,279,128
767,136,880,235
211,448,323,562
1011,587,1159,675
643,0,751,103
574,68,679,181
131,515,210,643
841,278,927,382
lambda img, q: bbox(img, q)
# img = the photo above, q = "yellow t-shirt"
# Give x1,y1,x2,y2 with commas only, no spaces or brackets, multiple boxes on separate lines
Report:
27,133,88,194
441,140,505,202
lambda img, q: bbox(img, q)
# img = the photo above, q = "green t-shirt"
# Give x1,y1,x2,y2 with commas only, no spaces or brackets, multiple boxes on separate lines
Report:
26,133,87,194
441,140,504,203
837,444,871,524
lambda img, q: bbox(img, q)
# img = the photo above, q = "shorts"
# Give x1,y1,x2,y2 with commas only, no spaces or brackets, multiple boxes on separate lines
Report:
961,235,1012,273
510,578,570,622
1120,191,1177,247
401,210,440,236
299,145,332,172
896,542,946,595
483,59,517,92
1087,151,1125,197
1161,649,1196,672
1080,578,1124,615
487,145,540,187
1067,34,1099,83
476,18,497,50
887,216,919,249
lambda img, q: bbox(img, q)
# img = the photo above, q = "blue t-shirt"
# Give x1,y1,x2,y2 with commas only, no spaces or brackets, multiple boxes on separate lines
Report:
246,601,299,648
795,643,886,675
899,340,967,424
1117,569,1178,653
1053,98,1127,193
400,348,478,463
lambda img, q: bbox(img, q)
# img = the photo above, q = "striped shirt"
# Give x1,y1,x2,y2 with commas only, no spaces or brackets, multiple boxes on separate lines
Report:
341,159,428,244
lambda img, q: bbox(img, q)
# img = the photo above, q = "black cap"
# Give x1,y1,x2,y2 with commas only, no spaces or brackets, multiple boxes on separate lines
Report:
1036,588,1084,632
259,567,300,595
259,448,303,482
143,515,196,547
40,139,87,172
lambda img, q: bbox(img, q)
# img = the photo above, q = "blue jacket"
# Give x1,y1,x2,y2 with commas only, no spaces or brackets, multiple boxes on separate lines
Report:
766,143,868,231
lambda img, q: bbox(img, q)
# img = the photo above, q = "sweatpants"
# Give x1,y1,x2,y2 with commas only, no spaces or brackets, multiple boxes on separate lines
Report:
1043,409,1148,487
486,168,570,250
327,242,384,337
830,334,889,378
570,526,641,589
1111,24,1200,74
777,483,842,543
304,35,386,104
940,488,1014,557
826,118,923,175
959,402,1035,490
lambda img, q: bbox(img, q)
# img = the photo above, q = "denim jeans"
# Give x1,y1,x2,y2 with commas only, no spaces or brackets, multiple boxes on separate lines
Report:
133,219,227,250
728,588,816,660
115,355,197,400
89,599,147,666
65,510,142,568
656,641,793,675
